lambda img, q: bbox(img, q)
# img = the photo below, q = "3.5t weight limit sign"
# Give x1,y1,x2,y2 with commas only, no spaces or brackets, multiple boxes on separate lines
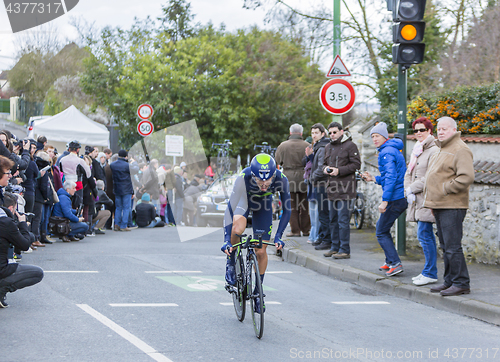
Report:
319,79,356,115
137,120,154,137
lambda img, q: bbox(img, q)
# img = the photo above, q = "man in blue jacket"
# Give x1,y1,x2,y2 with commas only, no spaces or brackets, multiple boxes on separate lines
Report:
110,150,139,231
362,122,407,277
53,181,89,242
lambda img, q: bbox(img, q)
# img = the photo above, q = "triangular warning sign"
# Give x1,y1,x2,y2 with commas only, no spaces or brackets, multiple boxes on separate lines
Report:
326,55,351,77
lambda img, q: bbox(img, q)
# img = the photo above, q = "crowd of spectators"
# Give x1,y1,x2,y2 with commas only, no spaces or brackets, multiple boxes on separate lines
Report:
0,131,209,307
281,118,474,296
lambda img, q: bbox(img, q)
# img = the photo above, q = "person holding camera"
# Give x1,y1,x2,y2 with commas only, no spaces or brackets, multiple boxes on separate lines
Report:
322,122,361,259
0,185,44,307
362,122,407,277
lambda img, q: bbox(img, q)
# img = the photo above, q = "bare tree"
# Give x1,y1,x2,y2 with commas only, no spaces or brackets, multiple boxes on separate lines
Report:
243,0,389,99
436,0,488,53
68,16,100,49
13,23,62,59
442,4,500,87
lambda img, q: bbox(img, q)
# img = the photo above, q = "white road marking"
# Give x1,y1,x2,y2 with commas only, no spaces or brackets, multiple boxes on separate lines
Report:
220,301,281,306
266,271,293,274
77,304,173,362
109,303,178,307
332,301,390,305
145,271,202,274
44,271,99,273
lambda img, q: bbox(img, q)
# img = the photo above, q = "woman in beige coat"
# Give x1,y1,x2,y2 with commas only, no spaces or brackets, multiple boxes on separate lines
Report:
404,117,439,286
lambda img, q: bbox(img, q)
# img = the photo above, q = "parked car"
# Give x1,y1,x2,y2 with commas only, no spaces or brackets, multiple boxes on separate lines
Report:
196,174,282,227
196,175,236,227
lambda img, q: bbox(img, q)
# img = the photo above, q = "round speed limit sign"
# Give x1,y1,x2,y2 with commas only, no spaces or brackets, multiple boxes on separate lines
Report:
137,120,154,137
319,79,356,115
137,104,154,120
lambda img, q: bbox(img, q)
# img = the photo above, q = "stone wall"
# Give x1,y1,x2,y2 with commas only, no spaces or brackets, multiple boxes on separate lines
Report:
350,123,500,265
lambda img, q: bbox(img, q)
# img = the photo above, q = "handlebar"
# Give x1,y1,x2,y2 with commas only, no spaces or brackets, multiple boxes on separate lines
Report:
231,234,276,249
212,140,232,148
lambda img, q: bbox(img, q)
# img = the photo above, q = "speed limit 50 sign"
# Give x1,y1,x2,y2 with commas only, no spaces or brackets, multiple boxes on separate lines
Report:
137,120,154,137
319,79,356,115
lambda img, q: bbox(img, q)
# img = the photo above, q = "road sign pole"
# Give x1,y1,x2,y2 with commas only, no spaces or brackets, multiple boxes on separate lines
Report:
396,64,407,256
141,138,150,163
332,0,342,126
333,0,341,57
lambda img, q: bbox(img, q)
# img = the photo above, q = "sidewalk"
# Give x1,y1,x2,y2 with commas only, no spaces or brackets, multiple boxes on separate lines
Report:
281,228,500,326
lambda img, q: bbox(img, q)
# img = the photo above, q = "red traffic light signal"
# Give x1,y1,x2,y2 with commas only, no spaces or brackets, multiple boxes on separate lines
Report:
393,0,427,21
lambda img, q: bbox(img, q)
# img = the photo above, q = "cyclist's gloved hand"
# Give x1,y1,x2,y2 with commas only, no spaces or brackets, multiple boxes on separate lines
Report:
221,240,233,255
275,238,285,250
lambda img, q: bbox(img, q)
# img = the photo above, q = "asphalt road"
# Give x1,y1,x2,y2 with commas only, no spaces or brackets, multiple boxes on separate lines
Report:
1,226,500,362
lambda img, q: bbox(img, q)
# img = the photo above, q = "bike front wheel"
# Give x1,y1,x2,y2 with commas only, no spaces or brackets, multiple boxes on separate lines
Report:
353,193,365,230
248,253,264,339
233,253,246,322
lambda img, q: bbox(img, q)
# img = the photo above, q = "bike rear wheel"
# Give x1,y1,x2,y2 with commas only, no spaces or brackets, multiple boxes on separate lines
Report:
232,253,246,322
248,253,264,339
217,149,226,176
353,193,365,230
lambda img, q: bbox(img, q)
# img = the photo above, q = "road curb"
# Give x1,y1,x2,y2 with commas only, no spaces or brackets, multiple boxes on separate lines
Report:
282,247,500,326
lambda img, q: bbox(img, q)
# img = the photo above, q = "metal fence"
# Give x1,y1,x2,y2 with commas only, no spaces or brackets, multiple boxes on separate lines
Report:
0,99,9,113
17,98,44,123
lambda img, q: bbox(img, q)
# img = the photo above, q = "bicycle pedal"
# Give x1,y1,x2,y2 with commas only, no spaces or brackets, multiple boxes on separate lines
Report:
225,284,236,293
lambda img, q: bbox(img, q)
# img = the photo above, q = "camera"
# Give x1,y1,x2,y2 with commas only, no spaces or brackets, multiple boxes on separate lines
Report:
326,167,333,173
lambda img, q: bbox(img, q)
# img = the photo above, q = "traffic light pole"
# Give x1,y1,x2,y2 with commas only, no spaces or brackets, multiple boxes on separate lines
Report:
396,64,407,255
332,0,343,126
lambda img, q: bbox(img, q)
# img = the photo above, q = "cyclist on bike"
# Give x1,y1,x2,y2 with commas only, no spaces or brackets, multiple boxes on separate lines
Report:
221,153,291,313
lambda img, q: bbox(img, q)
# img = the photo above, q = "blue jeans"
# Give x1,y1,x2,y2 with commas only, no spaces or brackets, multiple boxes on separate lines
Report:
166,190,175,224
434,209,469,289
146,216,163,228
115,194,132,229
329,199,353,254
375,198,407,267
308,200,319,242
314,185,331,243
41,204,52,235
174,198,184,225
417,221,438,279
69,222,89,236
151,199,160,216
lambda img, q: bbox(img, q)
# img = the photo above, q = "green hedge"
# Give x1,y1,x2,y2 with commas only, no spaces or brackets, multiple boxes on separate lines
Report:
377,82,500,134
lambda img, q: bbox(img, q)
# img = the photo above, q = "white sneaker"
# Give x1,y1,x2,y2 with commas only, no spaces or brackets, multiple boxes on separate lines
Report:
24,247,33,254
413,275,438,286
412,273,423,281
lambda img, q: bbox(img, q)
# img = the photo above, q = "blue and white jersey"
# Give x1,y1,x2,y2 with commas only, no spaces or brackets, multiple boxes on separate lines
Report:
223,167,291,243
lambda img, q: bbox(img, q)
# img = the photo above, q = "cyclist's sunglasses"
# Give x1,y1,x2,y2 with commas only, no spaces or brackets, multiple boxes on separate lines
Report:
253,175,275,188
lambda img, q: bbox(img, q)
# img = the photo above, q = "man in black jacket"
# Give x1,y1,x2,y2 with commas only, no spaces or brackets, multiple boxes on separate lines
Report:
322,122,361,259
306,123,332,250
110,150,139,231
93,180,113,234
136,193,165,228
0,192,44,308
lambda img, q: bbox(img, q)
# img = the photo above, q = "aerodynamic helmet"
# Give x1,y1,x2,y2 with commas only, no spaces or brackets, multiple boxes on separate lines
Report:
250,153,277,181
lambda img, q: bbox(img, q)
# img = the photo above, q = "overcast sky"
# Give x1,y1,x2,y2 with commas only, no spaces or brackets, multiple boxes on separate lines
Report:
0,0,331,70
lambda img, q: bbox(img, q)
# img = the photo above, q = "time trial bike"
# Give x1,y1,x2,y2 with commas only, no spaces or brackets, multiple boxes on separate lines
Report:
224,234,275,339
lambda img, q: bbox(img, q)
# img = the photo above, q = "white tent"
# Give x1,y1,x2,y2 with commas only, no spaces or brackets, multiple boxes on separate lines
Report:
32,105,110,147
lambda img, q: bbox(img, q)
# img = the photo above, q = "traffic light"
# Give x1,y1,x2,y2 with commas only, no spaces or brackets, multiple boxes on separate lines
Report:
392,0,426,66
